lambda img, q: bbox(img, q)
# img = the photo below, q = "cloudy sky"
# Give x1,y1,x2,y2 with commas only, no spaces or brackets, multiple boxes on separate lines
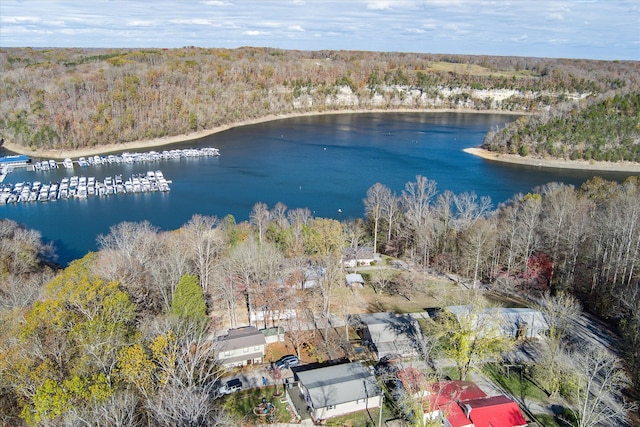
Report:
1,0,638,60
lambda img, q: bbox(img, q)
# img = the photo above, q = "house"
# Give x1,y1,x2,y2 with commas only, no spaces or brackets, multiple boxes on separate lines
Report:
443,306,549,340
342,246,376,268
213,326,266,368
393,370,526,427
358,312,422,360
345,273,365,287
293,362,382,422
396,368,486,425
462,395,528,427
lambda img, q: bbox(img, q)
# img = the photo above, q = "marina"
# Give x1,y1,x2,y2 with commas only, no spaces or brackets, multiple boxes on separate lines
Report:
29,147,220,172
0,170,171,204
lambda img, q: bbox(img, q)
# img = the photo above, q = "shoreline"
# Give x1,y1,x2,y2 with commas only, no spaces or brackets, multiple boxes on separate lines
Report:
3,107,639,173
1,108,519,159
463,147,640,173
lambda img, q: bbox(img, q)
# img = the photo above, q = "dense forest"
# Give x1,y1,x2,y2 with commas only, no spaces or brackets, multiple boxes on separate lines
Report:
483,92,640,162
0,47,639,162
1,175,639,425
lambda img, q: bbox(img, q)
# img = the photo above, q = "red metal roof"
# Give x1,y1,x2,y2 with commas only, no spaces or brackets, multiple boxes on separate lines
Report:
462,395,528,427
440,401,473,427
432,380,487,402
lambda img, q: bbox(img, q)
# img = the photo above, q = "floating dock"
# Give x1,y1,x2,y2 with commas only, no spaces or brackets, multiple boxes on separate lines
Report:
0,170,171,204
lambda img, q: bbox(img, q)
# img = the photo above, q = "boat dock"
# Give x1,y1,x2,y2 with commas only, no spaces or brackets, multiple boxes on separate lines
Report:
29,147,220,171
0,170,171,204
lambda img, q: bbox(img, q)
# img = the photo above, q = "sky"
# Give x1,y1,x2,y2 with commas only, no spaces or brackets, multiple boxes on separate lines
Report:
0,0,638,60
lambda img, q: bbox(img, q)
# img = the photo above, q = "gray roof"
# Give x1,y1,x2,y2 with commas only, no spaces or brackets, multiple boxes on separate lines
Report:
359,312,421,345
214,326,266,352
342,247,375,260
296,362,381,408
346,273,365,285
444,306,549,335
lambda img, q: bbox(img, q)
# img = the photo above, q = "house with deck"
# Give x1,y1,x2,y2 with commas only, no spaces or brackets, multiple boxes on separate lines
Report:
293,362,382,422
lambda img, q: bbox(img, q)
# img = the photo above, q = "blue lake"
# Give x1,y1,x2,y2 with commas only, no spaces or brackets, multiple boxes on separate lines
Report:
1,112,636,265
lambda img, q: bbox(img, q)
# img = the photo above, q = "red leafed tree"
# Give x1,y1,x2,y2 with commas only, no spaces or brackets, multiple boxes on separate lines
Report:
521,251,553,290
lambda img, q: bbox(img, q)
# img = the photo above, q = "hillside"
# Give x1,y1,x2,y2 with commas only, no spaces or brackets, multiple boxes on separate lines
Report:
1,47,638,159
482,91,640,163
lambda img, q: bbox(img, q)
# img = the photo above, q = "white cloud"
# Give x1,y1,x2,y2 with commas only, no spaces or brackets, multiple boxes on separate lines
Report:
367,1,393,10
127,20,154,27
170,18,213,25
0,0,636,60
0,16,42,24
200,0,232,6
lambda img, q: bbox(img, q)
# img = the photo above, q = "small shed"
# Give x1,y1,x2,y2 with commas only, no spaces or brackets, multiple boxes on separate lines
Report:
345,273,365,288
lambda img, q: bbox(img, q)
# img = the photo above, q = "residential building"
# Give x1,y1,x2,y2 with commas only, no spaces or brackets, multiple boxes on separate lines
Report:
293,362,382,422
443,306,549,340
342,246,376,268
394,369,527,427
213,326,266,368
462,395,528,427
358,312,422,360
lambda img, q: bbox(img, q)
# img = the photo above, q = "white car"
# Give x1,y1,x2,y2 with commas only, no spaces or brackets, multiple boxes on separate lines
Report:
218,378,243,395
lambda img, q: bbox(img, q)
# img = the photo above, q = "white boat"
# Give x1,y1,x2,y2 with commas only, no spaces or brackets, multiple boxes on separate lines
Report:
63,158,74,169
78,157,88,167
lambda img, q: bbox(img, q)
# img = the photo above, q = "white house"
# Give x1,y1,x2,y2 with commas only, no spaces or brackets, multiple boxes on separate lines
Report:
214,326,266,368
358,312,422,360
294,362,382,422
342,246,376,268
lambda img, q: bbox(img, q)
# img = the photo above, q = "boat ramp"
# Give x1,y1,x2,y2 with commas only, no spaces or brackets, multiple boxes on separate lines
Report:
1,170,171,204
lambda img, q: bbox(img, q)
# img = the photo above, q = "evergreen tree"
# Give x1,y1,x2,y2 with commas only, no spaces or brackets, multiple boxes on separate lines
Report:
171,274,207,322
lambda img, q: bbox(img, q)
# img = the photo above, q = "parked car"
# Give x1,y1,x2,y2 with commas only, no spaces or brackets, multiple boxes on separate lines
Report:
218,378,243,395
274,355,300,370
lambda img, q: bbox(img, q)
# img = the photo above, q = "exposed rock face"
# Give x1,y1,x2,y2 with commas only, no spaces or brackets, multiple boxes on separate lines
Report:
292,84,586,111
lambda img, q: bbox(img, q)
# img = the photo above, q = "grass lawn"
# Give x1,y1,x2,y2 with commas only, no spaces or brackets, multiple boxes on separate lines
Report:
482,363,572,427
222,386,293,425
483,363,550,402
324,397,397,427
535,413,568,427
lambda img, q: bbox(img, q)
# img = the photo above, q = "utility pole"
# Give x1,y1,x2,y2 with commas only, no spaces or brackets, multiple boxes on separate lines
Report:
378,392,383,427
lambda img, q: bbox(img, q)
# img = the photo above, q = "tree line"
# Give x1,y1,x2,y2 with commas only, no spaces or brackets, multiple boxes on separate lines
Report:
1,47,638,156
1,173,639,425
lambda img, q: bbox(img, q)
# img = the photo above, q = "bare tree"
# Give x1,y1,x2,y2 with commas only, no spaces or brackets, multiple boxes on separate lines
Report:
182,214,225,290
458,217,497,287
564,344,637,427
250,202,270,244
364,182,388,253
400,175,438,267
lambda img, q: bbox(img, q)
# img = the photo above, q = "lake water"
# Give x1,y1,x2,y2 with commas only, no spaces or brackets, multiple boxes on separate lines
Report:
1,112,635,265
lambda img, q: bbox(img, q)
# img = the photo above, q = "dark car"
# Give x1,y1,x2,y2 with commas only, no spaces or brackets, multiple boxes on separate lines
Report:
274,355,300,370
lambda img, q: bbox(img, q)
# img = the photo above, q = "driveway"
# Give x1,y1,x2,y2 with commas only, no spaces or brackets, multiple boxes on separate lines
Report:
219,364,295,391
